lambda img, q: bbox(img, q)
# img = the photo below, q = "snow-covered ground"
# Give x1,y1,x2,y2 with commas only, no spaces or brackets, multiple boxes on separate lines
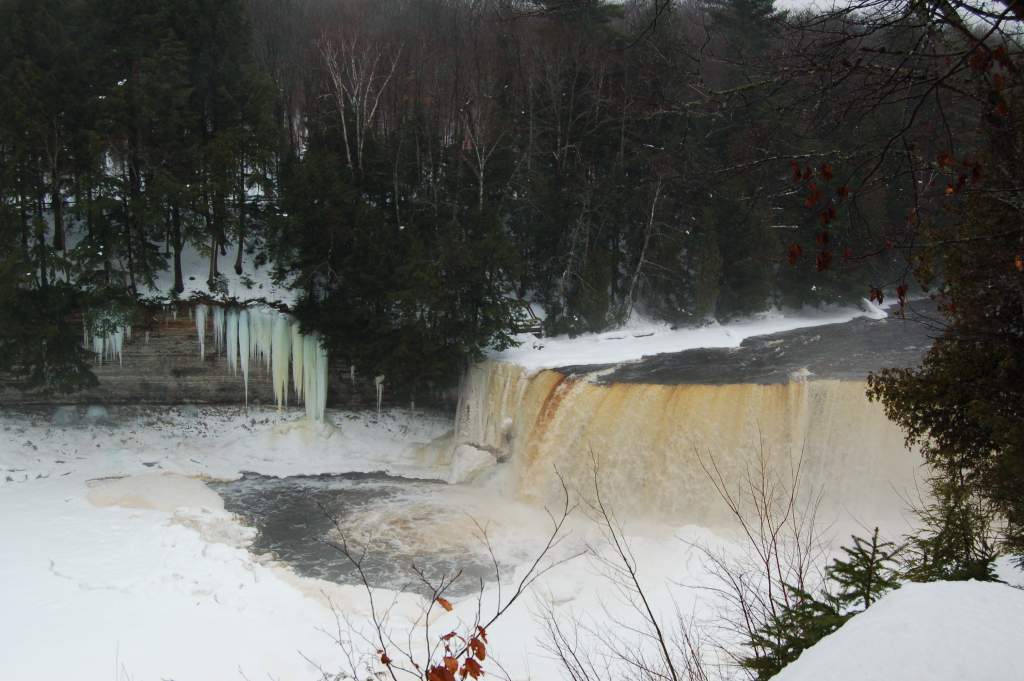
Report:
143,242,297,305
0,406,712,680
1,405,1022,681
775,580,1024,681
493,299,888,372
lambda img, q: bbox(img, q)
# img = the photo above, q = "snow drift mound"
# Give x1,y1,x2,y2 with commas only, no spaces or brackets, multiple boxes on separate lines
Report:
775,581,1024,681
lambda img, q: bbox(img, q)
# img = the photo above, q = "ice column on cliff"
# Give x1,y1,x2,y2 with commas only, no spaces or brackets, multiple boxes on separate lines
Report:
226,309,239,375
271,314,292,409
302,334,328,422
290,321,304,403
195,304,208,360
238,309,251,405
212,306,225,354
192,303,328,420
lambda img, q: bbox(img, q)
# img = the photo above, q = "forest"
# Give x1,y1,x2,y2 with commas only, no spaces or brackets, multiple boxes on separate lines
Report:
0,0,923,391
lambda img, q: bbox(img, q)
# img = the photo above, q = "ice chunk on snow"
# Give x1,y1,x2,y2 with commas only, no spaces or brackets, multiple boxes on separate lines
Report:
52,406,79,426
83,405,110,424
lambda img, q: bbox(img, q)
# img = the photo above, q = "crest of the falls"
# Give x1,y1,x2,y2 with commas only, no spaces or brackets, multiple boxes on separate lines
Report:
451,360,922,529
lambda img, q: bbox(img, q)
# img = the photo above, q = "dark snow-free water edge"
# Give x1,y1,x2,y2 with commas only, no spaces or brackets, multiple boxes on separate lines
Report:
210,472,510,598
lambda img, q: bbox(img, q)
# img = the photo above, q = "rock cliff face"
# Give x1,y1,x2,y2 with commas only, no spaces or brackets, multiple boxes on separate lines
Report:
0,311,372,407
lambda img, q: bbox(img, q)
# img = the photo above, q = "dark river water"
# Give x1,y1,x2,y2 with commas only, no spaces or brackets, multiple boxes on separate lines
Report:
210,472,507,597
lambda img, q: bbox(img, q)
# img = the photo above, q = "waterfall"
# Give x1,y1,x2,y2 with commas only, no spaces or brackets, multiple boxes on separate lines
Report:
451,360,923,527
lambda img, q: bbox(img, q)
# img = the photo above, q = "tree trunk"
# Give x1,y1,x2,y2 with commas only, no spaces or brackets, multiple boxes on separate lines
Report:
171,201,185,294
234,169,245,275
52,176,64,252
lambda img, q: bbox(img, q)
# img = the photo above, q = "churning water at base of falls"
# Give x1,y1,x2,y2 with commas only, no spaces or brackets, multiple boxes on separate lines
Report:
210,473,517,598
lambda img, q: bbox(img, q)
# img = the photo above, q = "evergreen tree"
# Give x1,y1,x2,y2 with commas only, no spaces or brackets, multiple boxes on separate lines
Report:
827,528,901,610
742,585,850,681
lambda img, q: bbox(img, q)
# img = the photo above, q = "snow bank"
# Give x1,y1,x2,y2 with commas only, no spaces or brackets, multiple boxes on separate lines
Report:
146,241,297,305
776,581,1024,681
493,299,888,372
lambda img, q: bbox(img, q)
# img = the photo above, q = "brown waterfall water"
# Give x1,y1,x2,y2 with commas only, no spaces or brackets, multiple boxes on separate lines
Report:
452,359,924,529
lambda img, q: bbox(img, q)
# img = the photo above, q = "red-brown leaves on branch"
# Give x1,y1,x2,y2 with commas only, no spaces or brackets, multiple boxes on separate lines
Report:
836,185,850,200
469,637,487,661
476,626,488,643
461,658,484,679
820,163,833,181
819,205,837,225
379,651,392,666
815,231,830,247
869,287,884,304
436,597,454,612
816,250,833,271
428,665,457,681
788,243,802,265
1015,254,1023,272
937,151,955,168
790,159,802,183
444,656,459,674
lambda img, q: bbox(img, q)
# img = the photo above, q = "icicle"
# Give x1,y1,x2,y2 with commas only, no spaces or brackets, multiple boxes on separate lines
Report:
212,306,225,354
238,309,251,407
226,309,239,375
271,314,292,410
291,322,304,403
125,325,132,342
111,327,124,366
302,334,328,421
92,334,105,364
350,364,356,386
82,318,88,347
375,375,385,415
195,304,209,360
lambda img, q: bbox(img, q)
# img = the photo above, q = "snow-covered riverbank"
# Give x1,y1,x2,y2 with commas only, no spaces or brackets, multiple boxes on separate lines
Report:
2,405,1021,681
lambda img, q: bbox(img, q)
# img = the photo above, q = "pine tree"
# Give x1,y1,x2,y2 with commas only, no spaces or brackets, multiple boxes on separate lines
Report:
743,586,851,681
827,528,901,610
